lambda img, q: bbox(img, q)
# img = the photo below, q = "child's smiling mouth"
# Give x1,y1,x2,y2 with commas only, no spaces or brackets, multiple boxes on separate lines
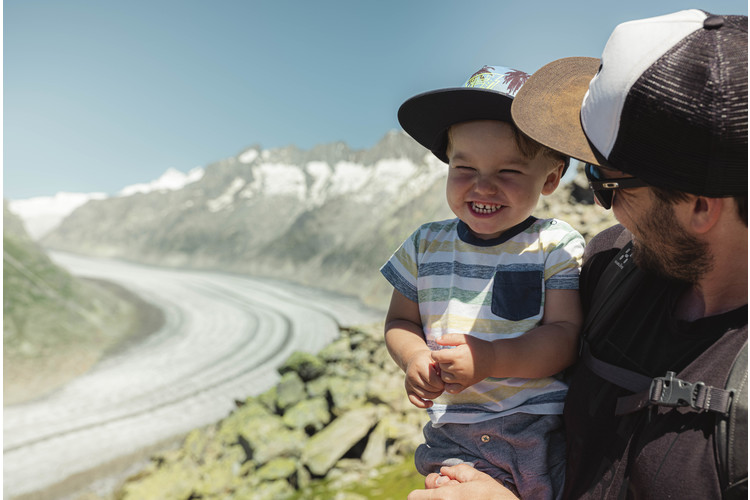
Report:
470,202,503,215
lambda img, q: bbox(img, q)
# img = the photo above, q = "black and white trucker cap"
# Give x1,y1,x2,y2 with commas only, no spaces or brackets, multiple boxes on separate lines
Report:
512,9,747,196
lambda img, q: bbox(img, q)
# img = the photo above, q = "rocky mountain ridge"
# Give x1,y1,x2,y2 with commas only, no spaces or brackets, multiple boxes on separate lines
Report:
41,130,616,310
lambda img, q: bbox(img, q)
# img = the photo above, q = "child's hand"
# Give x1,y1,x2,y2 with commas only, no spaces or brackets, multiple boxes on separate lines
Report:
432,334,494,394
404,350,445,408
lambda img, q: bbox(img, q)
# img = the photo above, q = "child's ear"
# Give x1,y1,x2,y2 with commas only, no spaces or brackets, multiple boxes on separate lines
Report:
541,162,564,195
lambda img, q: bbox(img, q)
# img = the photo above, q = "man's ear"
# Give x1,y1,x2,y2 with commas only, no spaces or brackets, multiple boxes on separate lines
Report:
541,162,565,195
686,196,723,234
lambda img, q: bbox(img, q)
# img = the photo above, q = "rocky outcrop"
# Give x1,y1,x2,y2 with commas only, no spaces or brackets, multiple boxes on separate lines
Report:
115,325,427,500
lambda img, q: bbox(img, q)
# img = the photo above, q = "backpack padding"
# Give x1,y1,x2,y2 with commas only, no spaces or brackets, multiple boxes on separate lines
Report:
716,336,747,499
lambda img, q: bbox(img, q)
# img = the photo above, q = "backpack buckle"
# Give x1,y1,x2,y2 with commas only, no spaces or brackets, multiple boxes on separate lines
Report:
649,371,706,410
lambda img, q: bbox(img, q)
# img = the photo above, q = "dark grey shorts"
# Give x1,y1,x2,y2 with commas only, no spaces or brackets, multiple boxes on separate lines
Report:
415,413,566,500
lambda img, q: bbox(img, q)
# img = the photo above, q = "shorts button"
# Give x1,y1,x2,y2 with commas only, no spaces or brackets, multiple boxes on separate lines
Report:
481,434,491,443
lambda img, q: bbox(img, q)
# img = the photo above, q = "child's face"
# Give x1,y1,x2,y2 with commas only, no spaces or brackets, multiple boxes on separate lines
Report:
446,120,562,240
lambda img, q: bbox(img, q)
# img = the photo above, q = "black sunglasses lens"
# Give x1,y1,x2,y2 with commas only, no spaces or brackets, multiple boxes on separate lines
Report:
585,163,613,209
593,189,613,209
585,163,602,180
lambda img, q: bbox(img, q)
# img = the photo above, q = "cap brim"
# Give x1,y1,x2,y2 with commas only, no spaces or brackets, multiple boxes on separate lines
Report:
398,88,514,162
511,57,601,165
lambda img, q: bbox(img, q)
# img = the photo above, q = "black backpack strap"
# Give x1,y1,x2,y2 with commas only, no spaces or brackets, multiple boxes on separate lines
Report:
580,228,747,497
581,234,739,416
580,240,636,351
716,338,748,499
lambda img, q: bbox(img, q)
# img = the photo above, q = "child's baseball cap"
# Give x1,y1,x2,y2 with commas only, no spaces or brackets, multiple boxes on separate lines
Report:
511,9,747,197
399,65,538,164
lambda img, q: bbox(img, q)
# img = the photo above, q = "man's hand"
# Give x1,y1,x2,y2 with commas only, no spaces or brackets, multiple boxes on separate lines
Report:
404,350,445,408
431,334,495,394
407,464,518,500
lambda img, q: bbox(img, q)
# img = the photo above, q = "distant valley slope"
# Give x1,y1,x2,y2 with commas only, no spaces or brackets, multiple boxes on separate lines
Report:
39,131,616,310
3,202,162,404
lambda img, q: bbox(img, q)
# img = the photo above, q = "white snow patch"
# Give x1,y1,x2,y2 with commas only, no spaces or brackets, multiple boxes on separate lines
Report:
305,161,332,206
240,163,307,200
350,158,414,203
327,162,371,197
8,192,108,240
118,167,204,197
238,149,259,164
207,178,247,212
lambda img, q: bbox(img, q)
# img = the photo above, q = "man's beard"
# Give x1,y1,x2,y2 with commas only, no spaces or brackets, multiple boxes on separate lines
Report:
631,198,713,284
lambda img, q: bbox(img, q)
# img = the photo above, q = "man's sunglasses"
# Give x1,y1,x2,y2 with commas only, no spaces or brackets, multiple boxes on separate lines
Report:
584,163,649,209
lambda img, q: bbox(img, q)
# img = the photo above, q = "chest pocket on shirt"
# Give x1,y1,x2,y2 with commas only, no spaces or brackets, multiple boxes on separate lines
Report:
491,270,543,321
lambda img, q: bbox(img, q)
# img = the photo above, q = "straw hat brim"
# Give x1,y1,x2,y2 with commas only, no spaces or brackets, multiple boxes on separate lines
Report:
511,57,601,165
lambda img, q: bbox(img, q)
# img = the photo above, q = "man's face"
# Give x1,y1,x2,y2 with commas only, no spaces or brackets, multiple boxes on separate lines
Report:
607,177,712,283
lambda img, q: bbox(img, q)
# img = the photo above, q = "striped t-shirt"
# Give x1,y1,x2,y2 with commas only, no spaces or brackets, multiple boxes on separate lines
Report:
381,216,585,424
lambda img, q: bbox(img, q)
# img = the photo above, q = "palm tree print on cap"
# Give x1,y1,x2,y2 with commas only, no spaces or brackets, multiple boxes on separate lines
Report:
463,66,530,96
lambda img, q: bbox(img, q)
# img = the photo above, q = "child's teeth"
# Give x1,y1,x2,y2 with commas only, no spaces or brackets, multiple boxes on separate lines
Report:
473,202,500,214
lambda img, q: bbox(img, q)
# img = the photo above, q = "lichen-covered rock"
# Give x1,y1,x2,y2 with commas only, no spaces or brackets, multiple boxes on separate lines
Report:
114,325,429,499
256,386,278,412
318,337,351,362
256,457,298,481
361,420,388,467
118,458,201,500
246,422,306,465
276,371,306,411
237,478,295,500
302,405,380,476
366,370,407,408
278,351,326,381
327,375,368,414
217,403,306,464
282,396,331,432
305,375,330,399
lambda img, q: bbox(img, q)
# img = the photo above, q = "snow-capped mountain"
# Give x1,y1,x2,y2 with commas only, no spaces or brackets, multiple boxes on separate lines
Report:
8,168,205,239
25,130,614,309
8,192,108,240
117,167,205,197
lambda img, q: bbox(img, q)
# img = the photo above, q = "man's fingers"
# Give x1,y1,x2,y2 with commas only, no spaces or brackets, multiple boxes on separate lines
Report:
423,472,442,488
439,464,484,482
425,472,460,489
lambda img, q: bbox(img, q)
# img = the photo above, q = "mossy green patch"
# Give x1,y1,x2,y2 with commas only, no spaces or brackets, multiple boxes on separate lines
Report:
290,455,424,500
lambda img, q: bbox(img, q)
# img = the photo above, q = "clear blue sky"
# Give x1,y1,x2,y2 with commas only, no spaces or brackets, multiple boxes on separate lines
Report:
4,0,748,199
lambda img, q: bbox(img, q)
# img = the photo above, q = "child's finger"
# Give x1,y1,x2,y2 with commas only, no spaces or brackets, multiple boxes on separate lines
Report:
443,382,465,394
431,346,463,365
408,393,434,408
435,334,470,347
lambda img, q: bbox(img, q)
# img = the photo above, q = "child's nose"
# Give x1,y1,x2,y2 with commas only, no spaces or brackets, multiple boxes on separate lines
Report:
474,174,498,195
